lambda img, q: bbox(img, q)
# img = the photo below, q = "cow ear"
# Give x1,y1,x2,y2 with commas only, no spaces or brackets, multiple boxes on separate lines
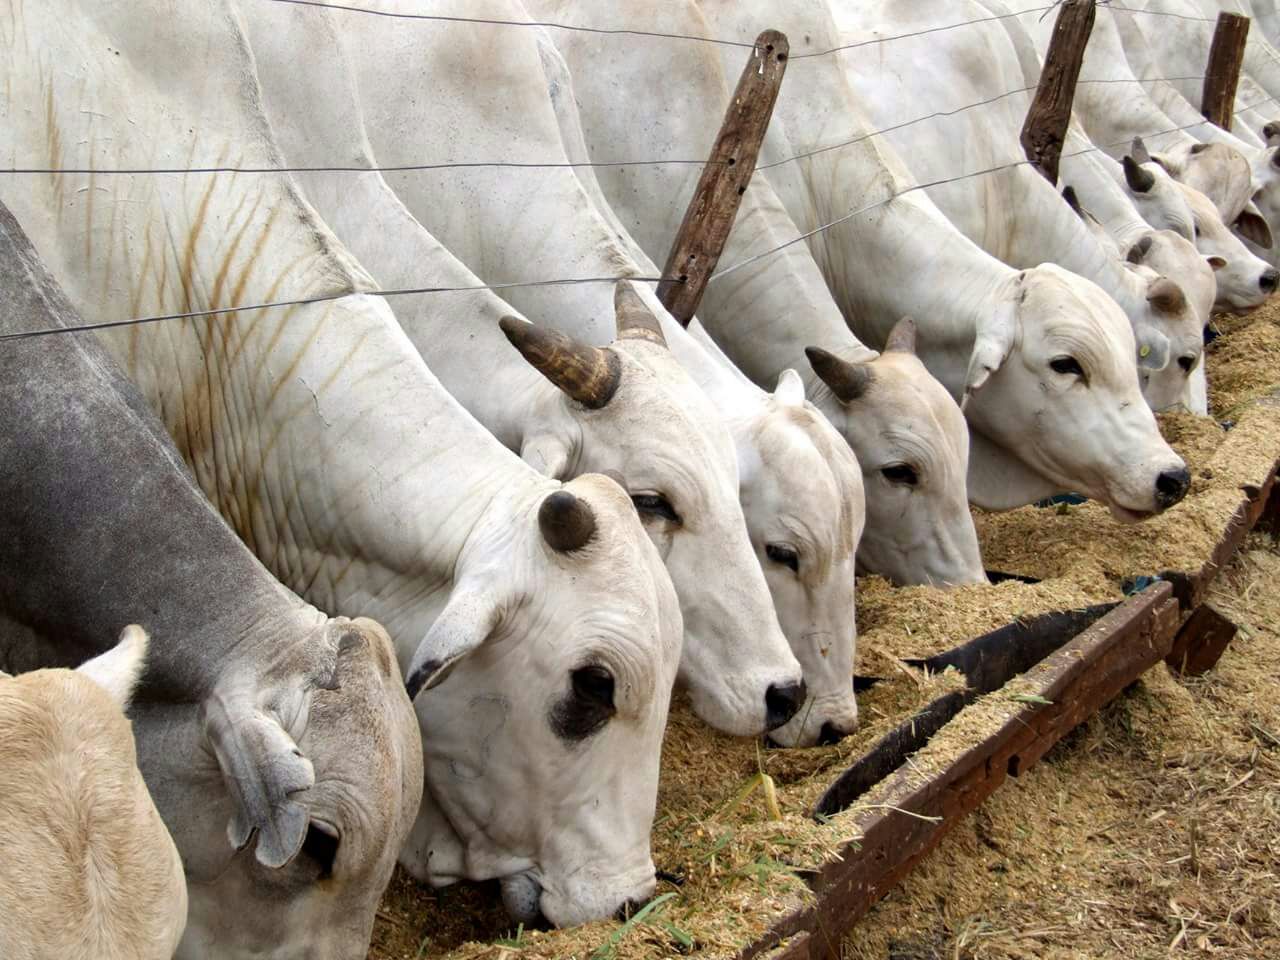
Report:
76,624,148,708
1234,205,1274,249
403,587,500,701
963,286,1019,408
1135,325,1171,371
520,433,574,480
201,685,316,869
773,368,806,407
1131,137,1151,165
1206,255,1227,271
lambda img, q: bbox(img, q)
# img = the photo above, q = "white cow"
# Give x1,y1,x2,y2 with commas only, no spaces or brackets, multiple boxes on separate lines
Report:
0,629,187,960
238,0,824,740
687,0,1188,516
520,0,988,587
1,0,683,931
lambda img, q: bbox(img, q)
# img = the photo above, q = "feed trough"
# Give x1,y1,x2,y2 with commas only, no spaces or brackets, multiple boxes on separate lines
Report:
371,316,1280,960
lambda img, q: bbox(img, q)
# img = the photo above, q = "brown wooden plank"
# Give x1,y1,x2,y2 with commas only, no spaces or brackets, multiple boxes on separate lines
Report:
656,30,788,326
1202,12,1251,130
1166,604,1238,676
1020,0,1096,184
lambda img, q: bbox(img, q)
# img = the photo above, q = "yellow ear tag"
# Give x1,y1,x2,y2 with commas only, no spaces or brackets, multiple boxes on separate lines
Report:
1140,344,1151,358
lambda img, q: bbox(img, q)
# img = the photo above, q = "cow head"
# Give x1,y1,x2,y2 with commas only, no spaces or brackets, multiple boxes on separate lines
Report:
962,265,1189,521
1175,181,1276,312
399,473,683,927
735,369,864,748
141,617,422,960
806,318,986,587
500,282,803,737
1246,147,1280,260
1124,233,1215,413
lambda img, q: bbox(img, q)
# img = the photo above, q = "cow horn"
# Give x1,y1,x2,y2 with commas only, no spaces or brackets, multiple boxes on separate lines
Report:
805,346,872,402
614,280,668,348
1264,121,1280,141
500,316,621,409
884,316,917,354
1123,155,1155,194
1127,234,1154,265
1147,276,1187,316
538,490,597,553
1131,137,1151,165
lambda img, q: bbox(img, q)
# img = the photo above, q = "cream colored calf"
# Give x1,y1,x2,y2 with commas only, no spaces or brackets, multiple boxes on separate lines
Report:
0,628,186,960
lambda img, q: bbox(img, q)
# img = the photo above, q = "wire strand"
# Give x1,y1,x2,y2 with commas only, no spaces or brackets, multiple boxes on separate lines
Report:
0,275,672,343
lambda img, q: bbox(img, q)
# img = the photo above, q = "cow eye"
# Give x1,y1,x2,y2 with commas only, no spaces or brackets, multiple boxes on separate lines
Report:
881,463,918,487
631,493,681,525
765,543,799,572
299,821,339,880
1050,356,1085,379
551,665,616,742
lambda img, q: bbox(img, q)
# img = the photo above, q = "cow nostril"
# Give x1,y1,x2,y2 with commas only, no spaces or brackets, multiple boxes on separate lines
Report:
817,722,848,746
1178,354,1198,374
614,898,647,923
1261,269,1279,293
764,680,806,730
1155,467,1191,508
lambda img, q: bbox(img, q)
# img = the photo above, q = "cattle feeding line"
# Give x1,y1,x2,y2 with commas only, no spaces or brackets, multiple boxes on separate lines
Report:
708,90,1280,285
0,76,1214,178
0,275,677,343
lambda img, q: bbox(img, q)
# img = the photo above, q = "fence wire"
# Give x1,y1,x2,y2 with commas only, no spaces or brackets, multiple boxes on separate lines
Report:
2,0,1278,341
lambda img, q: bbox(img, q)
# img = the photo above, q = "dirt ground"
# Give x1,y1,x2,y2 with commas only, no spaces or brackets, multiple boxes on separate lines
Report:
843,536,1280,960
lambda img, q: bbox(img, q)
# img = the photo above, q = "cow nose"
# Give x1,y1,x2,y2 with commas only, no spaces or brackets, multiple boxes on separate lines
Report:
764,680,806,730
1155,467,1191,509
816,722,848,746
1261,269,1279,293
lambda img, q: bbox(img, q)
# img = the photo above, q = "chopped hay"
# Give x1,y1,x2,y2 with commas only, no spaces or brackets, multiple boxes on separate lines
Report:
369,310,1280,960
844,537,1280,959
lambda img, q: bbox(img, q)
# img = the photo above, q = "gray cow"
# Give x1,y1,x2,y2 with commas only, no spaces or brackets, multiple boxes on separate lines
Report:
0,201,423,960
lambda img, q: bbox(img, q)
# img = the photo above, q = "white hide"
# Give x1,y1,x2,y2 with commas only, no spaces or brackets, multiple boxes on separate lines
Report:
243,0,809,740
3,0,683,932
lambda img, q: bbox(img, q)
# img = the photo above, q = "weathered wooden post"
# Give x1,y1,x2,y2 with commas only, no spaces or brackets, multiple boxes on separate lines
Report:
656,29,788,326
1201,11,1250,131
1019,0,1096,186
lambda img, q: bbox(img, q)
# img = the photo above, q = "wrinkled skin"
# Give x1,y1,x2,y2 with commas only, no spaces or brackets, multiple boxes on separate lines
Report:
965,266,1189,520
398,473,683,928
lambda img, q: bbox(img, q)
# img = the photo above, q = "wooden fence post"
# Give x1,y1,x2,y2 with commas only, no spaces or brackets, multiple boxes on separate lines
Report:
1020,0,1096,186
1201,12,1250,131
656,29,788,327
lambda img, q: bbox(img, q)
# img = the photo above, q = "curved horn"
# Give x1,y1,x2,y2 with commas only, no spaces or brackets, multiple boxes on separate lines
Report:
500,316,621,409
883,316,917,354
1146,276,1187,316
539,490,597,553
805,346,872,402
614,280,667,348
1123,155,1155,194
1131,137,1151,165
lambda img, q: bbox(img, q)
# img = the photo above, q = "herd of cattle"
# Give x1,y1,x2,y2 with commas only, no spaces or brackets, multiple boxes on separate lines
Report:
2,0,1278,957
